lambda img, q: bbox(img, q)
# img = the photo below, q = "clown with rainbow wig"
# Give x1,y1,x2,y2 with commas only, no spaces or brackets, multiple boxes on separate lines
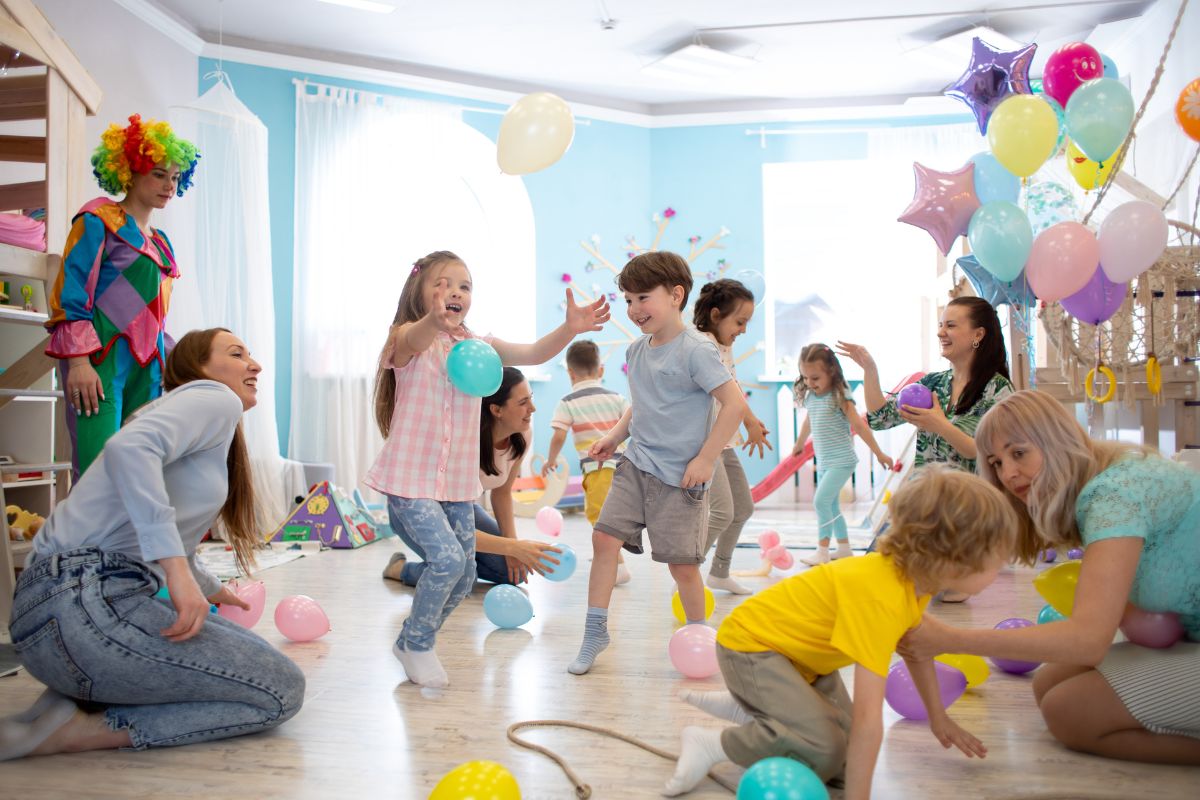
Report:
45,114,199,478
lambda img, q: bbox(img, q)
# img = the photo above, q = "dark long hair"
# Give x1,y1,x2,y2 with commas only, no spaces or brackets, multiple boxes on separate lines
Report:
480,367,528,477
373,250,465,438
948,296,1010,414
164,328,257,576
693,279,755,335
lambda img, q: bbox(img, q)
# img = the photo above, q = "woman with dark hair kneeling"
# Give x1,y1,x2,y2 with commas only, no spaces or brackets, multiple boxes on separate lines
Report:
1,328,305,760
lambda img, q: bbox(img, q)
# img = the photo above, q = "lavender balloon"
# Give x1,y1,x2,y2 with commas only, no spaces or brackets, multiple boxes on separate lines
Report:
898,383,934,410
1041,548,1057,563
1120,605,1185,649
1060,266,1126,325
885,661,967,721
944,37,1038,134
989,618,1040,674
1067,548,1084,560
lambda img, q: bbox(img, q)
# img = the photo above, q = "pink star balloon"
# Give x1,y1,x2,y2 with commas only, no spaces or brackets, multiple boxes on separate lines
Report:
898,162,980,256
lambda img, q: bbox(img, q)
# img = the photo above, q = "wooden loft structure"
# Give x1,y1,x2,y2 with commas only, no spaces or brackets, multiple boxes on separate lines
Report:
0,0,101,629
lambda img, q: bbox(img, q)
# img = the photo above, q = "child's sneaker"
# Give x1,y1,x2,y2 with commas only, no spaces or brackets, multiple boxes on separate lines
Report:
801,547,830,567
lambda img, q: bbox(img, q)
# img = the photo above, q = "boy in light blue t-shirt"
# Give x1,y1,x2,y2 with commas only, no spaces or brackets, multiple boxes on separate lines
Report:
569,251,748,675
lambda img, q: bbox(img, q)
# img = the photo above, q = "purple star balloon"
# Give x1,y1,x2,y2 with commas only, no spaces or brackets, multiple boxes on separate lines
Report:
898,162,980,255
944,37,1038,134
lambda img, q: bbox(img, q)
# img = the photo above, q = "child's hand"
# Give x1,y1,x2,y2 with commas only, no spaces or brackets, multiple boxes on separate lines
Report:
207,584,251,611
929,714,987,758
564,288,611,334
540,460,556,478
742,417,773,459
425,280,460,334
791,438,807,457
877,453,895,471
682,455,715,489
589,436,617,463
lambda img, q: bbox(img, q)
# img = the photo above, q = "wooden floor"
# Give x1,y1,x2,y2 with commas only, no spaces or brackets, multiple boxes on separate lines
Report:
1,501,1198,799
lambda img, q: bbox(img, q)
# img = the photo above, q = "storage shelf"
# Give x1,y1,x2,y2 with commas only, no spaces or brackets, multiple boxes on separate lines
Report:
0,305,47,325
2,477,55,488
0,388,61,401
0,461,70,474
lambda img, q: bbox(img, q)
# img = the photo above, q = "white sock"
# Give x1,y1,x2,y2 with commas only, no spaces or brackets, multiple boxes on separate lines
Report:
662,726,728,796
393,642,449,688
801,547,830,566
679,690,751,725
705,574,752,595
615,563,632,585
832,541,854,559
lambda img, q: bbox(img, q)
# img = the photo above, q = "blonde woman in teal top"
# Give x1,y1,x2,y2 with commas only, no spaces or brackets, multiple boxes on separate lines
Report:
901,390,1200,765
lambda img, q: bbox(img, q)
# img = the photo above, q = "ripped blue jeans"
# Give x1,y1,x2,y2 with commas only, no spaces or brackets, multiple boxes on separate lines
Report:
386,496,475,652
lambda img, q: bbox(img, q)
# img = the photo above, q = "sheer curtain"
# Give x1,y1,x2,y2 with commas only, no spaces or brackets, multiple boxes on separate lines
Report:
290,82,535,495
168,79,307,533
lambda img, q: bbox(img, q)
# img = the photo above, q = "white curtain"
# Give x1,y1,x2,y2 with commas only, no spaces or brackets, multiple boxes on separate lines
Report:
290,82,535,495
168,79,307,534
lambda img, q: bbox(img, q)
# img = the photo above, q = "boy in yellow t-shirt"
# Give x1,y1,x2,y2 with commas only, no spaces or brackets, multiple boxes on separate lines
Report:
663,467,1016,799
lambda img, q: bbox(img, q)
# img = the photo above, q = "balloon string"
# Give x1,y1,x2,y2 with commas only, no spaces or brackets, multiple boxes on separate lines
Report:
1082,0,1190,226
505,719,738,797
1161,142,1200,210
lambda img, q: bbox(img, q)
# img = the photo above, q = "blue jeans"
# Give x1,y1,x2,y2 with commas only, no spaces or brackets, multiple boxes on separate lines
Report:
814,466,856,543
394,503,510,586
385,497,476,651
8,548,305,749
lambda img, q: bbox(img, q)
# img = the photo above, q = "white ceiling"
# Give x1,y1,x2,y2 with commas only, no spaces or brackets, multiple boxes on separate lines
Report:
144,0,1159,115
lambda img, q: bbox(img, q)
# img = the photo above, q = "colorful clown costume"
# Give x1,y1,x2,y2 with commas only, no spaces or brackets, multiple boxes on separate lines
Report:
45,198,179,477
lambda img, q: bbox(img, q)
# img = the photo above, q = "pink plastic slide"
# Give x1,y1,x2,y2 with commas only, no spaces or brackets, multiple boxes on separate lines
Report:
750,372,925,503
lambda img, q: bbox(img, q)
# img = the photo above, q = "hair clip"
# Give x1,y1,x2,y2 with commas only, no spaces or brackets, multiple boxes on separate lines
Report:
411,263,421,275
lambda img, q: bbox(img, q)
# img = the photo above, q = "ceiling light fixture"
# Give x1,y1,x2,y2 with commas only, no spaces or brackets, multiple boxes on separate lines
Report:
642,44,757,80
316,0,396,14
904,25,1026,70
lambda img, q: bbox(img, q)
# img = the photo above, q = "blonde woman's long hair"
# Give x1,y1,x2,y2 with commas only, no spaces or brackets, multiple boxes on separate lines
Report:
975,390,1147,564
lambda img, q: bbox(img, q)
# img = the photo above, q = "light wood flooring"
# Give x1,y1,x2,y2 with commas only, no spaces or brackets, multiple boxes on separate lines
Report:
1,499,1198,798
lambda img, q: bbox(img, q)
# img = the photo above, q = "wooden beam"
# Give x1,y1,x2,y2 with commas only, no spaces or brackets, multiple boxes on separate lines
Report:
0,16,48,64
0,245,52,281
1113,171,1168,207
0,71,46,122
0,133,44,162
44,68,66,248
0,336,54,411
0,0,100,114
0,179,44,210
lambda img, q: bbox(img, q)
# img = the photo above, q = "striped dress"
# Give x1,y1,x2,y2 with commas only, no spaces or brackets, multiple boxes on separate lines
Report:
804,391,858,469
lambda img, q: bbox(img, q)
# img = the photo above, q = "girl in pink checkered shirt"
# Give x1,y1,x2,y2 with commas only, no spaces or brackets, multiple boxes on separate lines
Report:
365,250,609,688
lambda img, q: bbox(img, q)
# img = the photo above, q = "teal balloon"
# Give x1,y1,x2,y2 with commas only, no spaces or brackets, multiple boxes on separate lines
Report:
968,201,1033,282
1065,78,1134,163
1101,53,1118,78
483,584,533,629
446,339,503,397
1038,603,1067,624
969,152,1020,205
737,758,828,800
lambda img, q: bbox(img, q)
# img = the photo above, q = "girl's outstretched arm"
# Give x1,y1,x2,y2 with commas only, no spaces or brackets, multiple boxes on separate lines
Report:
492,289,610,365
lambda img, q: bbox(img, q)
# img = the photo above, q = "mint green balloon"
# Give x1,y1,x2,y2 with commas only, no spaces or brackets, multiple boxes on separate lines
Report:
737,757,828,800
1037,603,1067,624
446,339,502,397
1065,77,1134,163
968,201,1032,283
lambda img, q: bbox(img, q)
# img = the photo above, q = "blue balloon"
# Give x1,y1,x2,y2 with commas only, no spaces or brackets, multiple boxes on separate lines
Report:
1037,603,1067,624
446,339,503,397
969,152,1020,205
483,584,533,629
737,757,828,800
540,543,577,582
1101,53,1119,79
968,201,1033,282
1065,77,1135,163
957,255,1037,309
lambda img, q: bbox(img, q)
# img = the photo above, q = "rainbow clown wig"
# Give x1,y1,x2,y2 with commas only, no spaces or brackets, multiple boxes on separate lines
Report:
90,114,200,197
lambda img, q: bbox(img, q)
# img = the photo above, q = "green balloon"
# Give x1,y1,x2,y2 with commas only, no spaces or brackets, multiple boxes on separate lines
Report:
1065,77,1134,164
1037,603,1067,624
737,757,829,800
446,339,503,397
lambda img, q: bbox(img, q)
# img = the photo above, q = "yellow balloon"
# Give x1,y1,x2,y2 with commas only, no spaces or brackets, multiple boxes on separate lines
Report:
671,587,715,624
1033,560,1080,616
1065,139,1114,190
935,653,990,689
496,92,575,175
429,760,521,800
987,94,1060,178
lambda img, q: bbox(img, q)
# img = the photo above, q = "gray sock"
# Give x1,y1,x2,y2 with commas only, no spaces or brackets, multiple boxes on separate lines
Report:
568,607,610,675
685,618,708,626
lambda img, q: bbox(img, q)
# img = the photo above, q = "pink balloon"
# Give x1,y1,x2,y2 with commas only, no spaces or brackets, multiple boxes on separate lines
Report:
218,579,266,629
274,595,330,642
1027,222,1100,302
757,530,780,550
668,624,719,678
1042,42,1103,108
535,506,563,537
1120,605,1185,649
1098,201,1169,282
897,162,981,256
764,545,794,570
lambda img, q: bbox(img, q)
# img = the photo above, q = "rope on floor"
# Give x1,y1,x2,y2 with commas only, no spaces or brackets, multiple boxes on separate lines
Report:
506,719,738,798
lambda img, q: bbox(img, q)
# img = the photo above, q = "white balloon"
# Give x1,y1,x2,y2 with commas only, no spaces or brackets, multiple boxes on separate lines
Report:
497,92,575,175
1098,200,1169,282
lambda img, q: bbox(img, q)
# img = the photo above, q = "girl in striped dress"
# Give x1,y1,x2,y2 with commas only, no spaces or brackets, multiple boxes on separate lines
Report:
792,344,893,566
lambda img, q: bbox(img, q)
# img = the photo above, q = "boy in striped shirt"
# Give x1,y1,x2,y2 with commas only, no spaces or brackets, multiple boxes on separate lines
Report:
543,340,632,584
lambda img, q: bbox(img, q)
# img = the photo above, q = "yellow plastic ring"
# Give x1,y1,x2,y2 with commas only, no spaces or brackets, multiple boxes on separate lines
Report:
1146,357,1162,395
1084,365,1116,404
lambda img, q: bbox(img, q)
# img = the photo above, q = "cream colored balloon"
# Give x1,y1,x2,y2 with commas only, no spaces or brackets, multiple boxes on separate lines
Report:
497,92,575,175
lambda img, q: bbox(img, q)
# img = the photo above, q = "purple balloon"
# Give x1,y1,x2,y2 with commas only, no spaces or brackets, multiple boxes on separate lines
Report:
1041,548,1057,563
1120,605,1185,649
885,661,967,721
944,37,1038,134
898,383,934,410
990,618,1041,674
1060,266,1126,325
1067,548,1084,560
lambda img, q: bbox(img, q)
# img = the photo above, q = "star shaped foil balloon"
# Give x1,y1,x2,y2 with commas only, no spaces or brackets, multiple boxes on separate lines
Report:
957,255,1037,308
898,162,980,256
944,37,1038,134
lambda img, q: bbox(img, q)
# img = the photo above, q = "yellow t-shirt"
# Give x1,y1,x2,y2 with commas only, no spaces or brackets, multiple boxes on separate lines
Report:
717,553,931,682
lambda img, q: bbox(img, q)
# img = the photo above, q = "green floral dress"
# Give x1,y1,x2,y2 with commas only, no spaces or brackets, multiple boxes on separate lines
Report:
866,369,1013,473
